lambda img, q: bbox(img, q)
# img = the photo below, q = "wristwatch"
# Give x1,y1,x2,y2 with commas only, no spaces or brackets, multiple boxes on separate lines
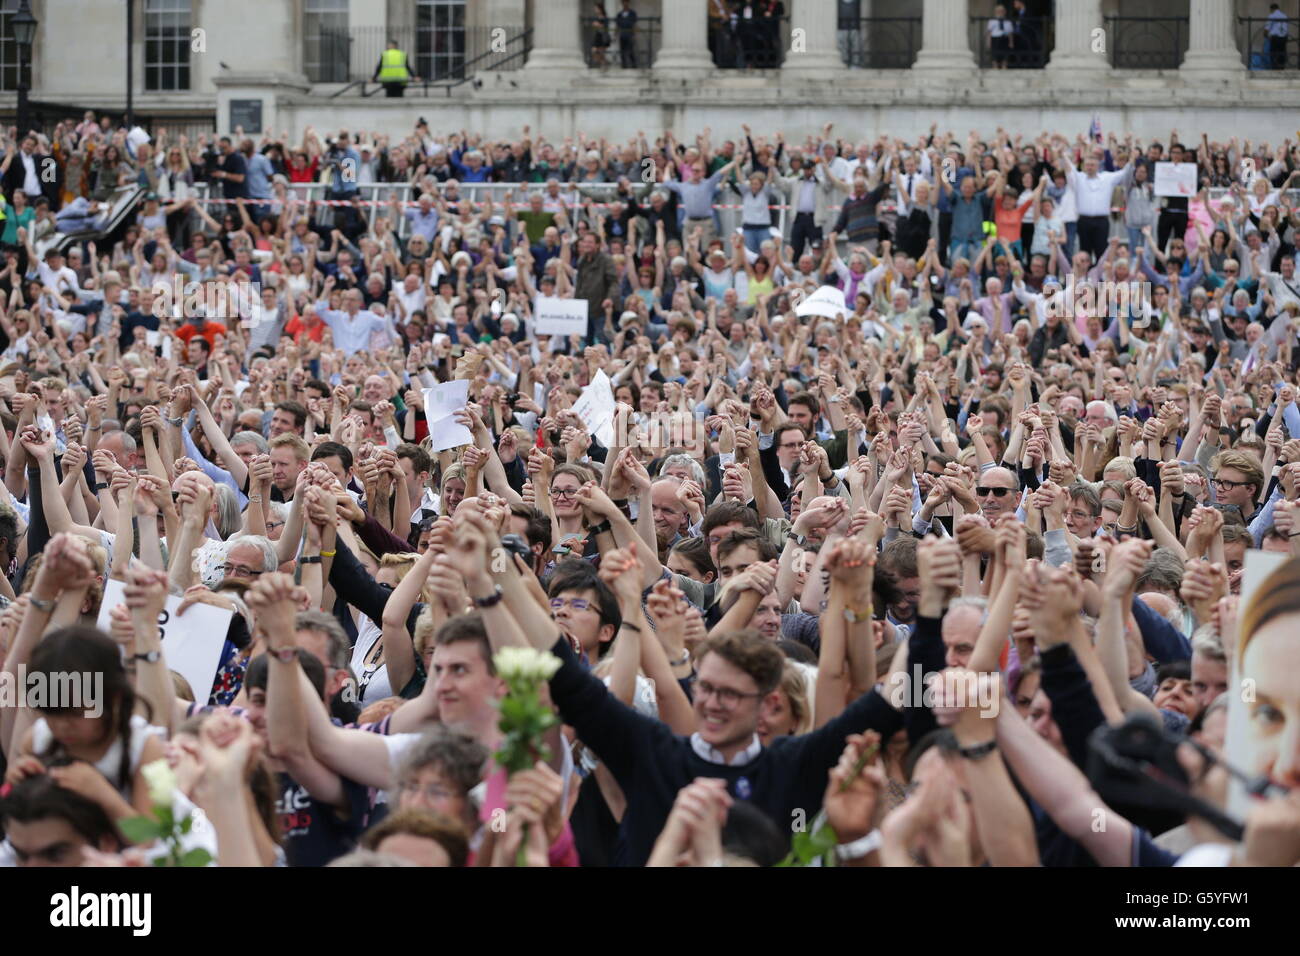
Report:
300,555,322,565
133,650,161,664
472,585,504,608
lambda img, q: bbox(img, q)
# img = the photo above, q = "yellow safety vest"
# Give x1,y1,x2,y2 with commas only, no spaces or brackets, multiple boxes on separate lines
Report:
378,49,410,82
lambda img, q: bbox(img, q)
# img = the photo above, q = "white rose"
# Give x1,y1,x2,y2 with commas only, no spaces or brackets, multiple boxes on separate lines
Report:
494,646,561,683
141,758,177,808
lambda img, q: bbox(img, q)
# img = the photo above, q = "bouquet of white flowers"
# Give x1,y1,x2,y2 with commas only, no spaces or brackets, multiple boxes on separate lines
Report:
493,646,563,866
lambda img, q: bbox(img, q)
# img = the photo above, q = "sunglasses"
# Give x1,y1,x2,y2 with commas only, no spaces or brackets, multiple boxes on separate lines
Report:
976,486,1014,498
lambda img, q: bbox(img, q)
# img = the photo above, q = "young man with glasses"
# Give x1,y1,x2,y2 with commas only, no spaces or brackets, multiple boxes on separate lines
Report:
547,624,903,866
1210,450,1265,525
546,559,621,666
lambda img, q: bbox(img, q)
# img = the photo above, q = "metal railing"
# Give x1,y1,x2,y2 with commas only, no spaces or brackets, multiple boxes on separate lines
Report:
1104,17,1188,70
581,16,660,69
326,28,531,98
1238,16,1299,71
709,14,789,69
189,179,787,246
969,16,1051,69
307,24,530,85
840,17,921,69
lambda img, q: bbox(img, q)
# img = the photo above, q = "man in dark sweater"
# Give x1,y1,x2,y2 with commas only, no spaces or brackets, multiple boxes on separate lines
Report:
546,628,903,866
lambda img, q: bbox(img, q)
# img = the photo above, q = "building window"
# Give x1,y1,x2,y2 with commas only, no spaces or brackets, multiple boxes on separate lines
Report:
145,0,191,91
416,0,466,81
304,0,349,83
0,0,24,93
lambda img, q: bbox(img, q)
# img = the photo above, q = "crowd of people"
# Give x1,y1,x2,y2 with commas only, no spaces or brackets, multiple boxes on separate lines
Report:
0,111,1297,869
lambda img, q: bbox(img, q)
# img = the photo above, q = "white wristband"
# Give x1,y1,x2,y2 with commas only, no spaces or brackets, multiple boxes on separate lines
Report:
835,828,882,862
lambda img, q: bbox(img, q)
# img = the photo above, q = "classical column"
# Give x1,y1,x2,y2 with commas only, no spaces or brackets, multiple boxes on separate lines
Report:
912,0,975,71
1045,0,1106,73
655,0,713,72
1181,0,1242,73
525,0,585,71
786,0,844,71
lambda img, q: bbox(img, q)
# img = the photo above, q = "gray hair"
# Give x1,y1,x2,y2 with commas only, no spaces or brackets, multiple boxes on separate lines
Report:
267,501,289,525
1136,548,1184,595
658,453,705,487
947,596,990,626
224,534,277,573
1191,624,1226,663
230,431,269,454
213,485,241,540
295,610,351,670
1085,400,1119,425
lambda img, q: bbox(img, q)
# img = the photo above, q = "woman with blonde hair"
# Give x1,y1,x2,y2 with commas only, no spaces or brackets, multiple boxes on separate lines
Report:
1235,557,1300,791
757,660,813,745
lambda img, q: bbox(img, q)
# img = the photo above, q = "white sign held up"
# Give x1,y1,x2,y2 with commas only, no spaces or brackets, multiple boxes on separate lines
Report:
423,380,474,451
534,296,589,337
1154,162,1197,198
572,369,616,447
96,579,230,702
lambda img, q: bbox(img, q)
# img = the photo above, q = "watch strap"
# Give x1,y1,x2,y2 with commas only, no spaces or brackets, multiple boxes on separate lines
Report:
958,739,998,761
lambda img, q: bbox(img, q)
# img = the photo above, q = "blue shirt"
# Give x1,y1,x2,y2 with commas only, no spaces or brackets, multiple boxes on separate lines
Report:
404,206,440,242
246,153,275,200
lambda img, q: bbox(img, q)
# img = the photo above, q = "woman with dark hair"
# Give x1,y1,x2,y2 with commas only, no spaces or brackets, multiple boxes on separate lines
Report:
9,625,165,820
590,2,612,69
90,143,132,202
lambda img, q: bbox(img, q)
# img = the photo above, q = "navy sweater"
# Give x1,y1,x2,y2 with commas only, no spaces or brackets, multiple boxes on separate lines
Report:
546,636,904,866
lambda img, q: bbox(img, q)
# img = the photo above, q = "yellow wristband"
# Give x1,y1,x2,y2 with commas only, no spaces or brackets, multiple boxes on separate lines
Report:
319,549,337,558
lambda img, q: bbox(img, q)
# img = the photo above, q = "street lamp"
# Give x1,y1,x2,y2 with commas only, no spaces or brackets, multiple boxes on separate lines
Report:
11,0,37,139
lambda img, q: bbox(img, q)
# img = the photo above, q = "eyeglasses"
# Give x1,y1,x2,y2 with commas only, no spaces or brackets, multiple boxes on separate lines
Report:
976,486,1014,498
1067,510,1096,521
552,487,581,499
1211,477,1250,490
220,563,264,578
266,521,285,532
694,680,763,708
550,597,592,612
398,781,457,802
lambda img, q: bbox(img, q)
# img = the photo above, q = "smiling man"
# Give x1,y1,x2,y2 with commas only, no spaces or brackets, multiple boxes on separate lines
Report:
544,626,903,866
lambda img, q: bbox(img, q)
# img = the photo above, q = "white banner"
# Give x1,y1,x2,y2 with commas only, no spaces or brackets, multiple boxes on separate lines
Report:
795,284,849,320
96,579,231,702
534,296,589,337
1154,162,1197,198
572,369,616,447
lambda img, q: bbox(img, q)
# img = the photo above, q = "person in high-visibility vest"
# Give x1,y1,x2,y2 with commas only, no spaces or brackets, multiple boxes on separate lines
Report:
374,41,414,98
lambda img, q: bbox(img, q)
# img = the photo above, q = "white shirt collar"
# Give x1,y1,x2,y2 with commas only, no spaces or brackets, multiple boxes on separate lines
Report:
690,732,762,766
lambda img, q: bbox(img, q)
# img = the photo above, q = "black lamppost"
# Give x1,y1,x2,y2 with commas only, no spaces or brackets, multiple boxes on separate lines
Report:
11,0,36,139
